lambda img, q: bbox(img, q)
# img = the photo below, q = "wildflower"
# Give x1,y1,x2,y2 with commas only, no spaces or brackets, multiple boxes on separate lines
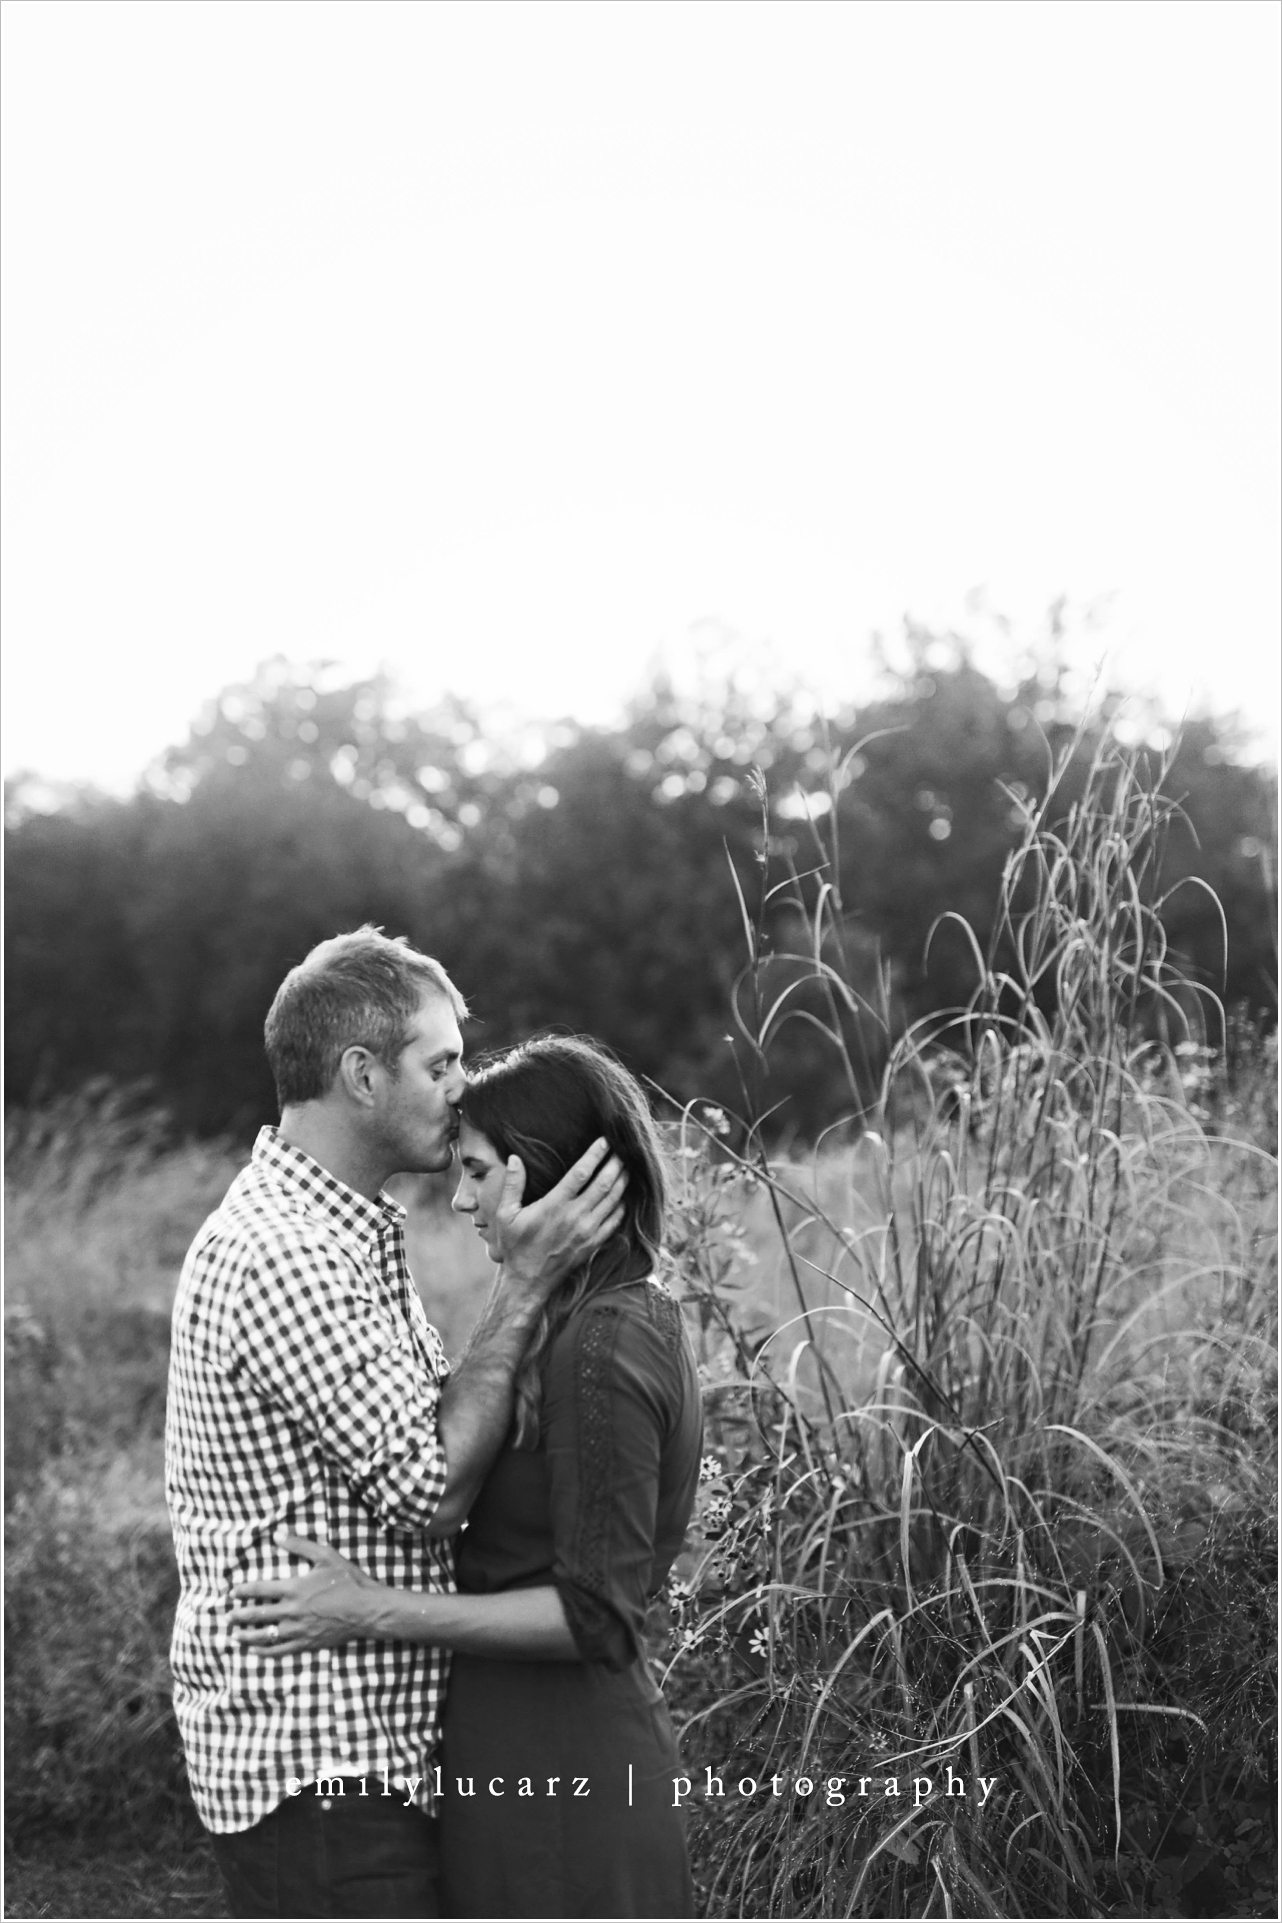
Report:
703,1495,732,1533
699,1454,724,1483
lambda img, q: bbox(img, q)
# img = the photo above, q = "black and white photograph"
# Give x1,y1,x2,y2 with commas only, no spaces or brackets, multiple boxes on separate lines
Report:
3,2,1277,1917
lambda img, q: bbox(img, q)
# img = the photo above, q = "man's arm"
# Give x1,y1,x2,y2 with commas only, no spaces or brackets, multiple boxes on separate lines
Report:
426,1136,626,1534
233,1537,579,1658
229,1235,452,1537
227,1140,624,1538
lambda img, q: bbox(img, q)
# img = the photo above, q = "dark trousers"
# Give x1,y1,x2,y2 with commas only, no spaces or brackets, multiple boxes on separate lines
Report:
209,1780,441,1918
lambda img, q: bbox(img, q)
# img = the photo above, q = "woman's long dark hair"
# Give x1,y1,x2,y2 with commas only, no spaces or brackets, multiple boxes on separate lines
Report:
459,1034,668,1447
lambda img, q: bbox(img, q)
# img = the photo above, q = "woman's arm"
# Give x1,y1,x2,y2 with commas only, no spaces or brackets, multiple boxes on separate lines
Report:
230,1534,578,1660
541,1296,668,1668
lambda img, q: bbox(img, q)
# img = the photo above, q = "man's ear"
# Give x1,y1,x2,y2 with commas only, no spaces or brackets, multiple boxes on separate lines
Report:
336,1045,380,1107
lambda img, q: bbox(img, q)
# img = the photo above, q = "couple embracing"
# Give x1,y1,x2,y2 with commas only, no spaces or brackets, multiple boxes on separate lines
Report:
165,926,703,1917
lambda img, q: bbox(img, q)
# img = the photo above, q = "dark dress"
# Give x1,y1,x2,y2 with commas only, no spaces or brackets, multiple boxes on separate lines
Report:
438,1275,703,1918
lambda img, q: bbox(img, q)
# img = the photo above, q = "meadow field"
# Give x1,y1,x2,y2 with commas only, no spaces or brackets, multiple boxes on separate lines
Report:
4,745,1277,1918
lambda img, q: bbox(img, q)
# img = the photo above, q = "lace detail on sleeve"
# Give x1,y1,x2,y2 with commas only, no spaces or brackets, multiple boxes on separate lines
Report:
572,1303,621,1611
643,1277,684,1355
546,1289,683,1669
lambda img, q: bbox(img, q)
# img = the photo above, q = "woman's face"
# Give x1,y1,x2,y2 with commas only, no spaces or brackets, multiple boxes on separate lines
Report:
450,1121,509,1263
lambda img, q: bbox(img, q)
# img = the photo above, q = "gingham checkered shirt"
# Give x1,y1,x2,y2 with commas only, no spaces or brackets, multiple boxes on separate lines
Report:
165,1127,453,1833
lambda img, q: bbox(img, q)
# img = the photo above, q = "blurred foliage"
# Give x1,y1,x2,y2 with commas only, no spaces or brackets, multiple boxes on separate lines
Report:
5,625,1275,1137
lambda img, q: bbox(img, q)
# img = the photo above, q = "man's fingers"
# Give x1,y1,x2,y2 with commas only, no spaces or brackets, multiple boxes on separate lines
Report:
229,1601,282,1625
596,1161,628,1205
557,1151,626,1224
237,1625,304,1655
230,1581,284,1603
559,1137,612,1195
274,1532,340,1566
577,1162,627,1228
497,1155,527,1219
495,1138,629,1285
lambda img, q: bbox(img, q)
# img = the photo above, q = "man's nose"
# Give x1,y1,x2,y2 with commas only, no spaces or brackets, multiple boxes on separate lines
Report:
446,1065,467,1106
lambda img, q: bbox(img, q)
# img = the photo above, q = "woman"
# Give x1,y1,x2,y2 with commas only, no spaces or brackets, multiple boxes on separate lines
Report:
232,1035,703,1918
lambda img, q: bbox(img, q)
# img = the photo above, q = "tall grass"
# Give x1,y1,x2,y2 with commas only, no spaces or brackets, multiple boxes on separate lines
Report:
4,1082,243,1323
4,1085,241,1514
4,741,1274,1917
3,1090,243,1848
662,737,1277,1918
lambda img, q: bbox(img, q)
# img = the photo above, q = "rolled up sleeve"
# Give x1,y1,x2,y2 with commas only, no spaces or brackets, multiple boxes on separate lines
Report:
228,1236,447,1534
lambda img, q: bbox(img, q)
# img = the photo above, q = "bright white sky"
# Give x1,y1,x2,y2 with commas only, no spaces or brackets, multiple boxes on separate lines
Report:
2,0,1279,790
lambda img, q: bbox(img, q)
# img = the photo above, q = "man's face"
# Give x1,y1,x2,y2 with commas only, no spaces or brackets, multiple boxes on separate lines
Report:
372,991,466,1176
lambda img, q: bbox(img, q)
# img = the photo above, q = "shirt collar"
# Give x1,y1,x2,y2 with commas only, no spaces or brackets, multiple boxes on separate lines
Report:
252,1126,406,1242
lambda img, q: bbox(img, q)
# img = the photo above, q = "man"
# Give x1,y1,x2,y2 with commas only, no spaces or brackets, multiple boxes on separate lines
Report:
165,926,623,1917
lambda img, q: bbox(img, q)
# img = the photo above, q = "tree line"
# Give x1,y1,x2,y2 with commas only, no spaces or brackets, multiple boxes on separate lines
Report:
6,632,1275,1141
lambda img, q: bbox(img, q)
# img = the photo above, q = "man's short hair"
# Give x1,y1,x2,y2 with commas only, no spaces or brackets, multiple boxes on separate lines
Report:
264,926,468,1109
